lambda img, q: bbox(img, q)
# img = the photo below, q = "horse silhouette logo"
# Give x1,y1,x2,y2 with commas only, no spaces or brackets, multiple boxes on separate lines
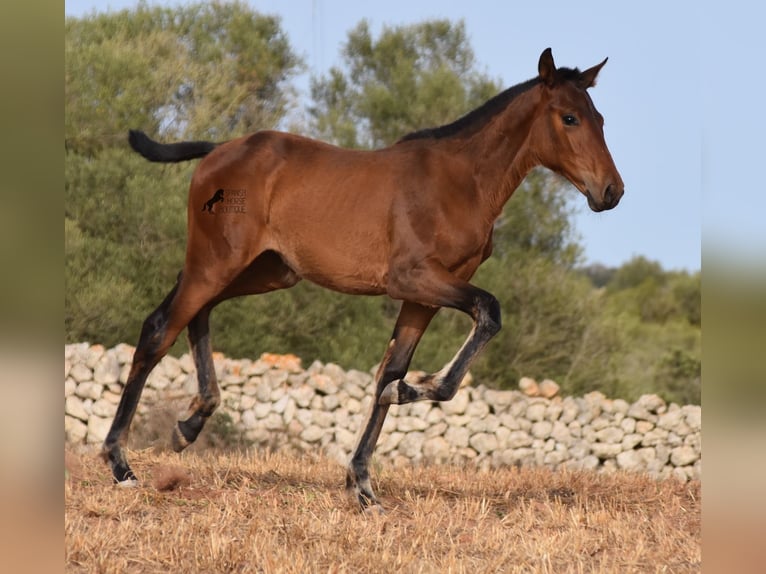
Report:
202,189,225,213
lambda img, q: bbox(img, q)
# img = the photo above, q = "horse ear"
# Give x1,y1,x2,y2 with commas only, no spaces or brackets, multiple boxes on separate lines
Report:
538,48,556,86
579,57,608,89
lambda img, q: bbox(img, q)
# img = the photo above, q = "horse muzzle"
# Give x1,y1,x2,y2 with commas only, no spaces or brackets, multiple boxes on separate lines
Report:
586,183,624,212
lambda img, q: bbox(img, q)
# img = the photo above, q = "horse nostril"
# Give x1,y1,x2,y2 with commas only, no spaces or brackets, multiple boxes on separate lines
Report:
603,184,614,206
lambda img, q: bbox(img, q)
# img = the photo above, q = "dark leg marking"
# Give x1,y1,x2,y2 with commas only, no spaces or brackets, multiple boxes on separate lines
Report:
347,303,436,510
101,279,181,483
379,288,501,405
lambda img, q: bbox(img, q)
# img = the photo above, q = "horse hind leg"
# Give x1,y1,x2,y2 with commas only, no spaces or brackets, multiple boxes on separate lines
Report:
101,271,239,484
170,250,300,452
171,304,219,452
102,276,186,483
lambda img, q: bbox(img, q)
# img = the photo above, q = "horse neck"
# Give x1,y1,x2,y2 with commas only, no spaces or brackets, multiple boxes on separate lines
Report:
461,87,543,219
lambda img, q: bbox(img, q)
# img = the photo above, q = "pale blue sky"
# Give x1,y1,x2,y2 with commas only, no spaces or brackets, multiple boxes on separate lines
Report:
66,1,764,273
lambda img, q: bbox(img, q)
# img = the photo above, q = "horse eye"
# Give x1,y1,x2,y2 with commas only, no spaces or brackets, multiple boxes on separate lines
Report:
562,114,579,126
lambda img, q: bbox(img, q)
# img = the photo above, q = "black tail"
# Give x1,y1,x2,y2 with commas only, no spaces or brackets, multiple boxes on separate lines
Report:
128,130,218,163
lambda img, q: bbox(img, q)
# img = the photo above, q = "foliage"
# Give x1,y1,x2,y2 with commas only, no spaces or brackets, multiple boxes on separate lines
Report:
309,19,500,148
65,7,700,406
66,2,303,353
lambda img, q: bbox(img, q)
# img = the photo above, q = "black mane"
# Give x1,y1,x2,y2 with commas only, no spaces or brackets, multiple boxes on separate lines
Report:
398,67,582,143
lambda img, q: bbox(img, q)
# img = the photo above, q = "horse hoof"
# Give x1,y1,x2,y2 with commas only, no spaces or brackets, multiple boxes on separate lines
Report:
116,478,139,488
171,424,191,452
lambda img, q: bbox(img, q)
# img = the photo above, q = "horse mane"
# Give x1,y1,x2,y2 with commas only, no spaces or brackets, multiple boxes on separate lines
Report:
398,67,582,143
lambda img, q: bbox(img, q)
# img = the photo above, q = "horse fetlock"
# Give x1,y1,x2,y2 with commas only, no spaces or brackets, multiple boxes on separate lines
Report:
102,443,137,483
171,423,192,452
172,411,208,452
378,379,421,405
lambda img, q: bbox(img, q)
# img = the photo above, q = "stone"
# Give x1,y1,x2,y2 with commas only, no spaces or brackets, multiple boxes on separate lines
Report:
590,442,623,459
616,450,645,471
146,370,170,390
335,428,356,451
91,399,116,418
398,416,429,433
409,401,432,419
506,430,533,449
557,397,578,420
465,400,490,418
518,377,539,396
525,403,546,422
65,396,89,422
263,413,284,430
426,407,445,425
85,345,105,369
260,352,302,372
531,421,553,440
300,425,325,443
65,378,76,398
444,414,472,427
94,354,120,385
241,410,257,429
657,410,683,430
642,427,670,447
283,398,297,424
264,370,289,388
423,436,451,462
595,426,625,444
69,363,93,383
469,432,498,454
425,421,448,438
322,394,340,411
76,381,104,401
545,403,563,422
635,420,655,434
444,426,471,449
670,445,698,467
270,386,287,403
253,403,271,419
543,449,568,466
271,394,290,414
682,405,701,431
484,389,513,409
620,417,637,434
621,433,643,451
86,416,111,444
345,397,362,415
539,379,560,398
398,432,425,459
440,388,470,415
684,432,701,453
65,416,88,443
550,421,572,445
378,431,405,454
309,373,338,395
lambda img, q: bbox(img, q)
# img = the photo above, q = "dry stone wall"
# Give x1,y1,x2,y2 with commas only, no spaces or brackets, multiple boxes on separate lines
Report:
64,343,701,481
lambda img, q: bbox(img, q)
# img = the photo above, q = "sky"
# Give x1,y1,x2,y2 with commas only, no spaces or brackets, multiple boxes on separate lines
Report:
65,1,766,273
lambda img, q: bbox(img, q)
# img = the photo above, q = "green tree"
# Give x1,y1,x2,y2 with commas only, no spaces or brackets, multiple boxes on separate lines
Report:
309,19,500,148
65,3,303,349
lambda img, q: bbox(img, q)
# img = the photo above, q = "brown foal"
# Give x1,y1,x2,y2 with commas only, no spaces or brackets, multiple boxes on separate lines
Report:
102,48,624,509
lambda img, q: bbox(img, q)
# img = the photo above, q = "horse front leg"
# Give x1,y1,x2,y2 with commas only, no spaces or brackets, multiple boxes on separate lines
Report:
347,302,436,511
171,305,220,451
379,268,501,406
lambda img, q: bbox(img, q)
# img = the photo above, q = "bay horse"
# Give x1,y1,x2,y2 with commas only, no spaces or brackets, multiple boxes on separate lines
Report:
102,48,624,510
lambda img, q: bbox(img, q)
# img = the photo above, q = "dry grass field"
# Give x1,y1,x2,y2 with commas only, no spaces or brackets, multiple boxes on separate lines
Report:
65,446,700,573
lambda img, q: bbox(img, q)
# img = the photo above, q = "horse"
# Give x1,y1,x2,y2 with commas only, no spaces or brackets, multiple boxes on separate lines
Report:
102,48,624,510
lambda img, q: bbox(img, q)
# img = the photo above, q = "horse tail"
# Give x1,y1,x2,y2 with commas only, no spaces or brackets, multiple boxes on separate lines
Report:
128,130,218,163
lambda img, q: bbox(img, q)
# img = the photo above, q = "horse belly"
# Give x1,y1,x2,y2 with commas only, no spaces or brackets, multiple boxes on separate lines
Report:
277,225,390,295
